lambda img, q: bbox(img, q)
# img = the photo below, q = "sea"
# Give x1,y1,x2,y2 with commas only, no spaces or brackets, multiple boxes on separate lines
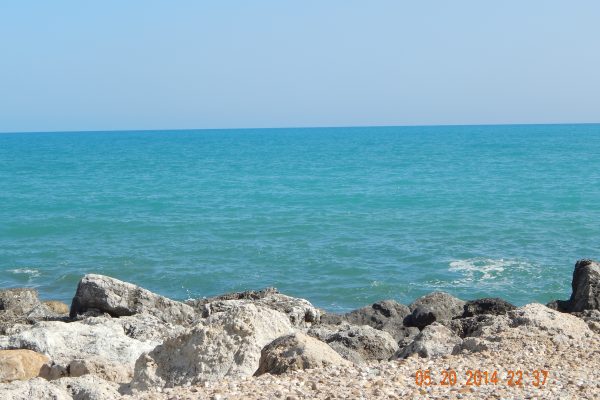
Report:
1,124,599,312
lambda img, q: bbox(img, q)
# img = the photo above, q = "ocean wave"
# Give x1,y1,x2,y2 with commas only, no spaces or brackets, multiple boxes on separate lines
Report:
8,268,41,278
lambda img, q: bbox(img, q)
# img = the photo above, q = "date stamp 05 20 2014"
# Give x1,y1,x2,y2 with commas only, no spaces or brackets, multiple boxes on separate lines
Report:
415,369,550,388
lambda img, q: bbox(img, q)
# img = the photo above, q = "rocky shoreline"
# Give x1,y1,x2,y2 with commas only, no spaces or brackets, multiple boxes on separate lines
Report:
1,260,599,399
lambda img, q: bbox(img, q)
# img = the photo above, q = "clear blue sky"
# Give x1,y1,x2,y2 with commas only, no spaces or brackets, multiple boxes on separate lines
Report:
1,1,599,132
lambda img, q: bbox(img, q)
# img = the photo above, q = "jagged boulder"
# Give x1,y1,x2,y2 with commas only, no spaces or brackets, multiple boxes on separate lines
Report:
405,292,465,329
188,287,320,328
70,274,197,325
394,323,462,359
307,323,398,364
0,317,158,383
131,303,294,389
0,289,40,315
567,259,600,312
0,350,50,382
255,332,350,375
509,303,592,340
0,289,63,335
455,303,594,354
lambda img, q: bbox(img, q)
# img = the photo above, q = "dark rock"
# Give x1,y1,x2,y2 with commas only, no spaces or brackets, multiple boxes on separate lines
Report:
444,315,497,338
405,292,465,329
344,300,411,341
567,259,600,312
546,299,570,312
344,300,410,327
462,298,516,317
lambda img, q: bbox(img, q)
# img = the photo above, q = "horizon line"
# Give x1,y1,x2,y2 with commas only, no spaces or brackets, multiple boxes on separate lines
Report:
1,121,599,135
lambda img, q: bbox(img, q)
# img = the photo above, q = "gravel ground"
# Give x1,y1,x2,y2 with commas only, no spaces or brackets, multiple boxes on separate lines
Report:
124,331,600,400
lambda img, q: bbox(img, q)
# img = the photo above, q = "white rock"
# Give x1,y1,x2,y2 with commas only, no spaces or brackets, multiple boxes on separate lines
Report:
0,318,158,382
0,378,71,400
131,303,294,389
195,290,320,328
509,303,592,340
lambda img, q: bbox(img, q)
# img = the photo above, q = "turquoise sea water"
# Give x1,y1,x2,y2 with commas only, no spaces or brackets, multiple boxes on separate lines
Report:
1,125,599,312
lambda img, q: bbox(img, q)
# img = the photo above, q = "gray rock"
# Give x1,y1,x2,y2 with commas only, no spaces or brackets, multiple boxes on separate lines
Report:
131,303,294,389
307,323,398,364
188,288,320,328
70,274,197,325
0,289,64,335
0,288,40,314
462,298,516,317
255,332,350,376
394,323,462,359
405,292,465,329
567,259,600,312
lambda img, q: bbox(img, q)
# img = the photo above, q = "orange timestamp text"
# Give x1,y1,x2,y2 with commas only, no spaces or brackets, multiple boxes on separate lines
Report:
415,369,549,388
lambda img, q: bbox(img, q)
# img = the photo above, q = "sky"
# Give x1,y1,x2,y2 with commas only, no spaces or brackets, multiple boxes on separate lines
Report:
1,1,599,133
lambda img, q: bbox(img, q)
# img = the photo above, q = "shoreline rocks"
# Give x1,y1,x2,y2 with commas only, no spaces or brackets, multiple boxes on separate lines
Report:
70,274,197,325
0,258,599,399
130,303,295,389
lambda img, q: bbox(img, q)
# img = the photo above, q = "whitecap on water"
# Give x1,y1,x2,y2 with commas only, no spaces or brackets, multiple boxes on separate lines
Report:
447,257,537,285
7,268,41,278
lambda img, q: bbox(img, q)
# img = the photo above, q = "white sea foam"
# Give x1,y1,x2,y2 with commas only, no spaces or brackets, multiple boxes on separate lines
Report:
447,257,537,286
8,268,41,278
